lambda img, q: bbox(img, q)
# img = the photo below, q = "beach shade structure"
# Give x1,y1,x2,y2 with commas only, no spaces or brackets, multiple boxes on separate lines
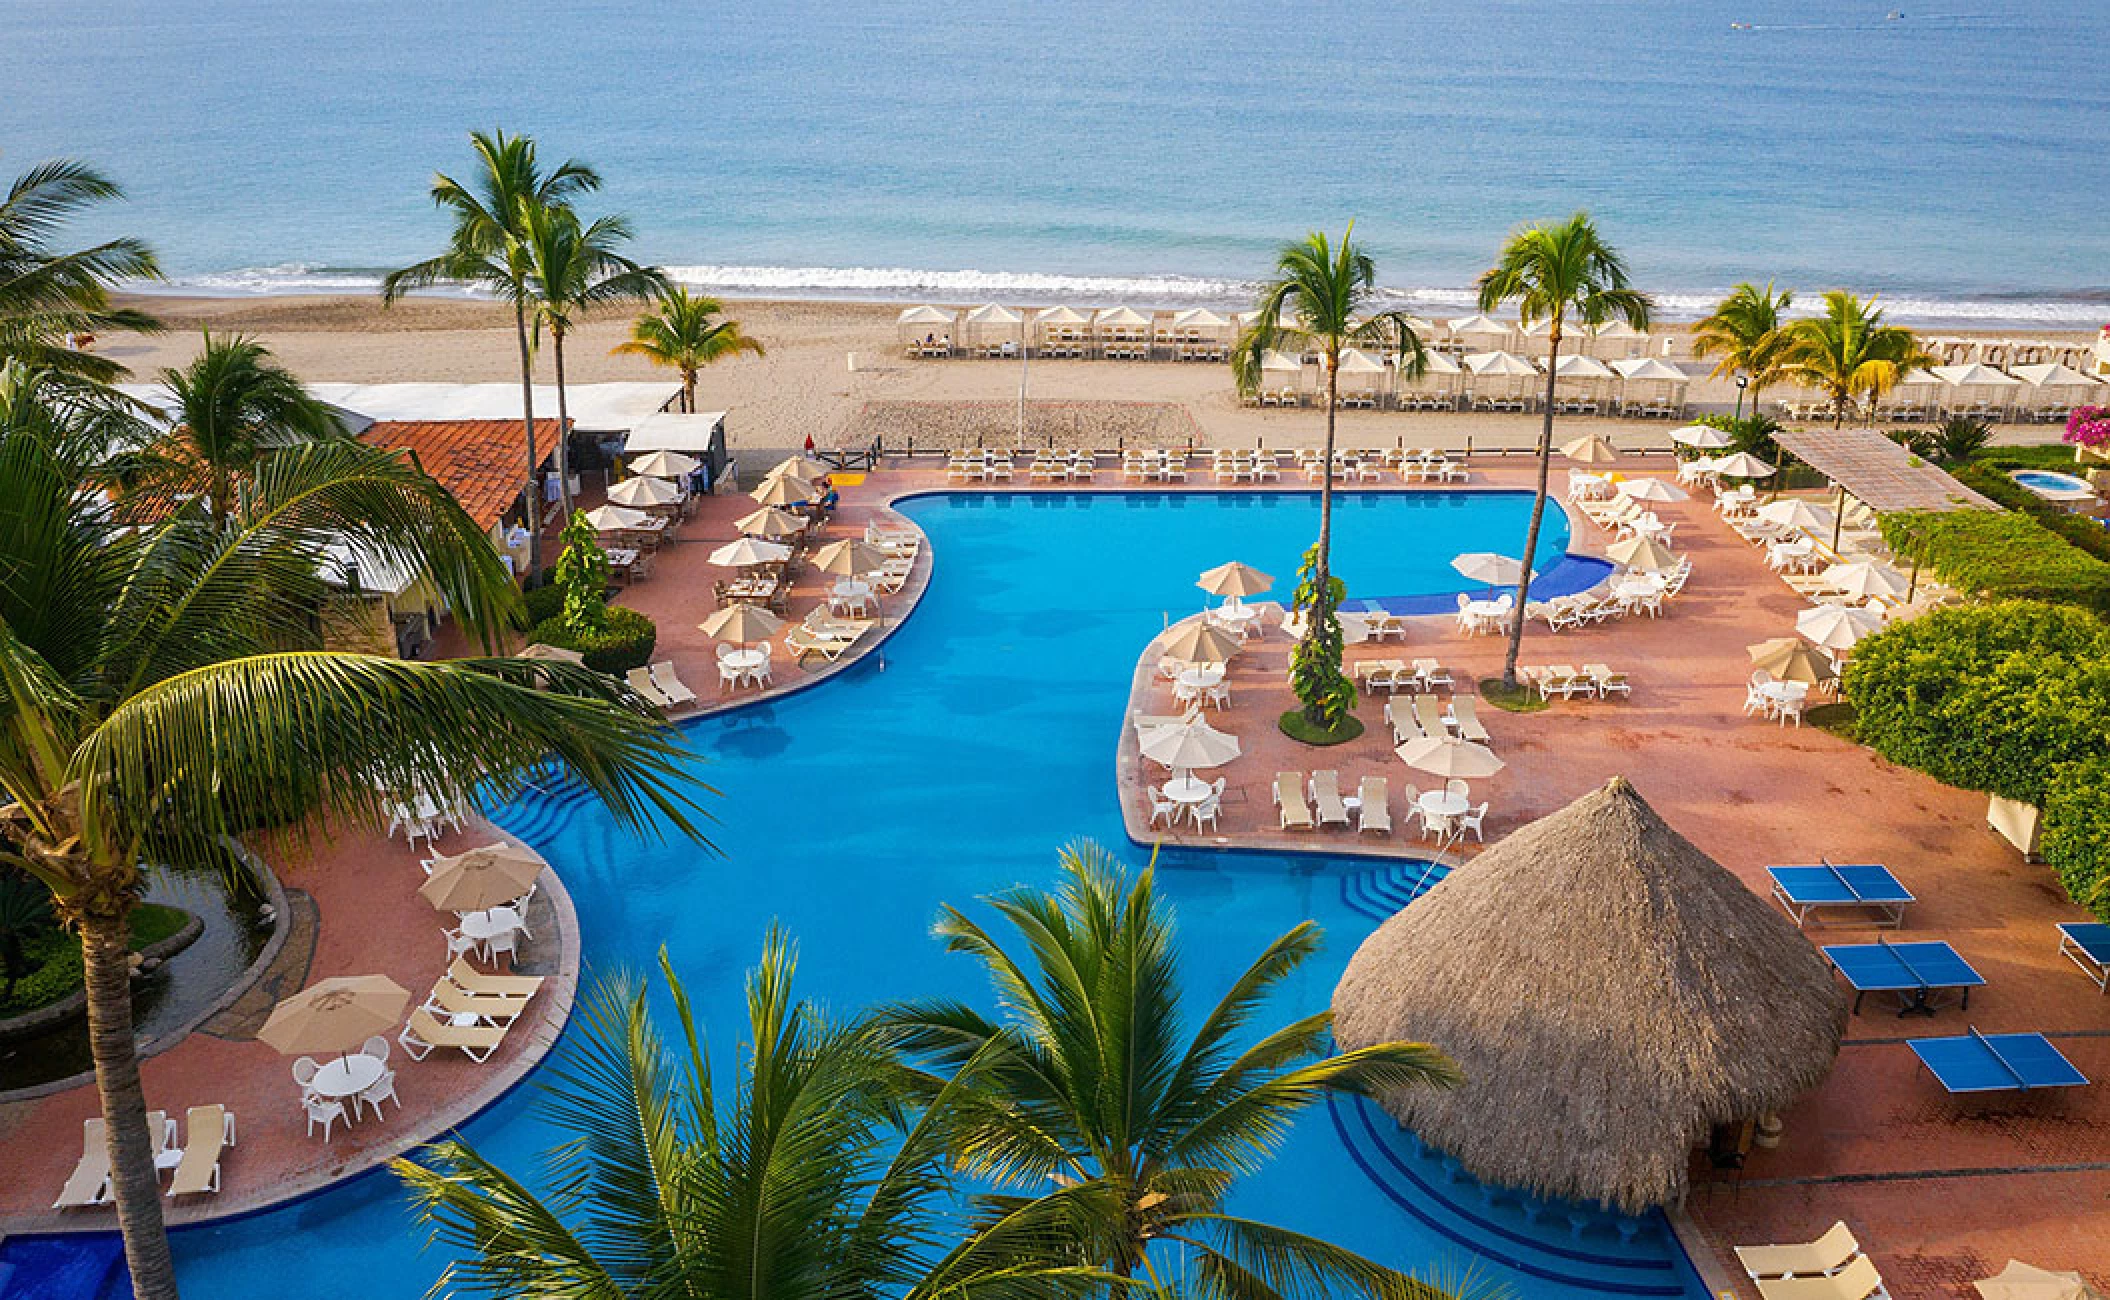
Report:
1463,350,1539,403
1393,735,1505,781
1709,451,1777,480
1552,352,1617,400
1796,603,1884,652
1671,423,1735,450
734,505,807,539
627,449,700,480
1612,356,1690,408
962,303,1024,352
1820,559,1911,601
1160,620,1244,665
1605,534,1679,572
418,843,545,914
1754,498,1836,534
258,975,413,1059
1446,313,1513,347
1168,307,1232,346
1333,778,1847,1213
1197,560,1273,600
1451,552,1531,589
1397,347,1464,395
897,304,956,350
1749,636,1833,684
699,602,785,646
2009,362,2102,416
810,538,889,577
1975,1261,2105,1300
1033,305,1094,349
750,474,817,507
606,474,685,509
766,454,833,482
1616,477,1687,504
708,536,793,569
1260,348,1303,378
1335,348,1387,398
1138,715,1242,776
1588,319,1653,360
1930,361,2022,414
582,504,652,533
1560,433,1621,465
1094,305,1153,347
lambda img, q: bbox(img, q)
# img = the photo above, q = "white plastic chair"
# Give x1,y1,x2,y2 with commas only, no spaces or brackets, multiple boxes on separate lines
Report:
719,659,745,693
1460,803,1489,842
292,1057,319,1089
304,1096,345,1142
484,926,520,969
1190,793,1221,832
361,1036,390,1063
1148,793,1178,829
357,1068,399,1121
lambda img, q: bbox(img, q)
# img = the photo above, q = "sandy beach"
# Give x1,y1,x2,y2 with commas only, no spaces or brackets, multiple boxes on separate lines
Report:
105,295,2087,456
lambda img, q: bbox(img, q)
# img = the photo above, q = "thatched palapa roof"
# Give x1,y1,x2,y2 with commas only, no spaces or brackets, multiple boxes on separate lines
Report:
1332,777,1846,1213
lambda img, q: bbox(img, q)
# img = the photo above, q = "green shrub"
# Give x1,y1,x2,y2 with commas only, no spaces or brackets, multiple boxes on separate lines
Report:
0,902,193,1015
522,582,566,626
1844,601,2110,803
2042,757,2110,921
1950,464,2110,565
1880,509,2110,613
529,605,657,674
1970,444,2092,471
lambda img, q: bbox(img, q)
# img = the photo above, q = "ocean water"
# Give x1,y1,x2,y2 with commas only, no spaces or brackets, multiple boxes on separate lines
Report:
0,0,2105,324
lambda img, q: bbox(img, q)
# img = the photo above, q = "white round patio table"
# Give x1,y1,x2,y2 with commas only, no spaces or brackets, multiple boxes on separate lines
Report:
721,648,767,675
832,579,872,601
459,906,523,944
309,1054,384,1102
1176,667,1225,692
1417,791,1469,821
1162,777,1213,804
1213,604,1257,630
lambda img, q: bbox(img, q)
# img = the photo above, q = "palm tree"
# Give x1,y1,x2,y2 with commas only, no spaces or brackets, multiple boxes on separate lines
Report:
611,285,764,413
398,935,1113,1300
1233,227,1429,730
144,332,342,527
0,159,163,382
383,130,601,576
1783,290,1935,428
1476,213,1653,690
881,842,1462,1299
516,201,667,514
1690,281,1794,418
0,360,709,1300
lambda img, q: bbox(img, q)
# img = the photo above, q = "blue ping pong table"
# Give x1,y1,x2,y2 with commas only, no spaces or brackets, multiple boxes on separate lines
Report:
1768,862,1914,928
2058,922,2110,994
1824,939,1984,1017
1910,1029,2089,1094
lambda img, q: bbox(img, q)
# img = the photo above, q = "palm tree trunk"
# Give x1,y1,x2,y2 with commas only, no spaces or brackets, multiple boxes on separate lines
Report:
513,301,543,578
81,908,181,1300
552,326,574,517
1503,330,1560,689
1316,356,1337,598
681,369,696,414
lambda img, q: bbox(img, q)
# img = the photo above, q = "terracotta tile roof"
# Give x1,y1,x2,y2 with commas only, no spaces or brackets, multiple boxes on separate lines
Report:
360,420,559,531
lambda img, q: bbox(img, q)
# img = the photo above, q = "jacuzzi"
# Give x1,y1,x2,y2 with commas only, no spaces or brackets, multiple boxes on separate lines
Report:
2011,468,2099,507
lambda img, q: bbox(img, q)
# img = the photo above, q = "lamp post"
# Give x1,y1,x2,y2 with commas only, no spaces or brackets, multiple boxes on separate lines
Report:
1734,372,1750,422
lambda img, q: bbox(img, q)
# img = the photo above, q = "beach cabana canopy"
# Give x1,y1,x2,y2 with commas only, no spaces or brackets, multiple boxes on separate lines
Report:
1336,348,1387,375
1446,314,1511,342
1260,350,1303,376
964,303,1022,326
1404,349,1463,378
897,305,955,343
1170,307,1231,334
1930,362,2021,390
1612,357,1685,383
1463,350,1537,377
1035,306,1092,326
1094,305,1152,331
963,303,1023,347
1332,777,1846,1213
2010,362,2101,411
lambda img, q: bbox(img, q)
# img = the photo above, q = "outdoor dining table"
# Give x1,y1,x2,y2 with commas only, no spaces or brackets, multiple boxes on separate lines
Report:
726,578,777,599
1162,776,1214,804
832,579,872,600
309,1054,384,1102
721,648,768,676
1460,600,1507,633
1417,790,1468,820
1176,666,1225,692
459,905,524,944
606,547,640,578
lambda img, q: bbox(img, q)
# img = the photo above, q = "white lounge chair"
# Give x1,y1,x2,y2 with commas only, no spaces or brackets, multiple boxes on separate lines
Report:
167,1105,236,1199
1736,1222,1862,1280
399,1006,508,1063
429,979,533,1024
1450,697,1492,743
625,666,678,710
1357,777,1391,835
1274,772,1315,831
1308,770,1350,828
448,956,544,1000
648,661,698,707
54,1119,114,1208
1754,1255,1888,1300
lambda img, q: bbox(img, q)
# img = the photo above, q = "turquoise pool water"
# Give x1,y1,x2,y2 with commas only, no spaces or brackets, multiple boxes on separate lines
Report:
33,490,1702,1298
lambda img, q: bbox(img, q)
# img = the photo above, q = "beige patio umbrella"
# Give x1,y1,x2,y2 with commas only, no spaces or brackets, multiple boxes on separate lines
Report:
517,642,585,665
1605,535,1679,572
766,454,832,481
1975,1261,2104,1300
258,975,411,1058
1748,637,1832,684
1560,434,1621,465
735,505,806,539
811,539,889,577
1160,621,1243,665
1451,552,1530,587
1755,498,1836,533
419,843,545,913
1796,604,1883,652
750,474,817,507
699,603,784,645
627,449,700,480
1138,716,1242,775
1709,451,1776,479
1670,423,1734,449
708,536,792,568
1197,561,1274,599
1616,477,1687,504
1820,559,1910,600
606,475,684,509
582,504,651,532
1395,735,1506,780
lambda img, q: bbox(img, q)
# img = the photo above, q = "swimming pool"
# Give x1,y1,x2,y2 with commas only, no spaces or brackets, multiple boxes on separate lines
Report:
73,490,1699,1298
2010,469,2098,506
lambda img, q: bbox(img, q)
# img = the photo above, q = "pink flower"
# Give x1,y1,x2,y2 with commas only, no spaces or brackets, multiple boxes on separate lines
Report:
2066,405,2110,449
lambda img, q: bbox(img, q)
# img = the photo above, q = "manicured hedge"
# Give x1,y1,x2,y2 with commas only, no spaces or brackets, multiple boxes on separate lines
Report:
1950,463,2110,565
1879,508,2110,613
522,582,566,627
2043,757,2110,921
1844,601,2110,804
529,605,658,674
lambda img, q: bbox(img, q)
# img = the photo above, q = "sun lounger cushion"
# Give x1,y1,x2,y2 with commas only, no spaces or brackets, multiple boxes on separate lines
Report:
1735,1221,1860,1280
167,1105,232,1198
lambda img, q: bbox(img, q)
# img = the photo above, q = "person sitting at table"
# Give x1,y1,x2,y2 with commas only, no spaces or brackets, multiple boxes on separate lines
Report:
817,480,840,512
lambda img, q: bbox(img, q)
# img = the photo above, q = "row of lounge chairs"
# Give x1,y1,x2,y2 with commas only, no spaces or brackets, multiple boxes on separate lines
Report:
786,608,875,662
55,1107,236,1207
626,661,699,712
1275,770,1390,834
1735,1222,1889,1300
1518,663,1630,700
1384,694,1491,744
1352,658,1451,694
400,958,545,1064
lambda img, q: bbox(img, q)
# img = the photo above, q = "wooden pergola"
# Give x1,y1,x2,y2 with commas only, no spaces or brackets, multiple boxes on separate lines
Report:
1771,427,2000,516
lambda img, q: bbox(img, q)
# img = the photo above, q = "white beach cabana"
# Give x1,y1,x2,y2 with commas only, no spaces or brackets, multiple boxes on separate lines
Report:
962,303,1025,358
1929,362,2021,418
1334,349,1388,406
1587,319,1653,360
897,305,956,355
1882,368,1945,422
1551,353,1617,410
1396,349,1464,409
1463,350,1539,408
1166,307,1232,360
1447,314,1514,352
1033,305,1094,355
2009,362,2102,420
1259,350,1305,405
1094,305,1154,357
1612,357,1690,416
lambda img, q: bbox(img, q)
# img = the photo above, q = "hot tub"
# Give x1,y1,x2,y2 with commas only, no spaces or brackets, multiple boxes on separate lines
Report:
2011,469,2099,507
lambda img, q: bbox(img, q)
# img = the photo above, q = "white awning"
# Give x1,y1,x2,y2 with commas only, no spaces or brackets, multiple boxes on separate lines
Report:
1336,349,1386,374
1928,363,2020,389
1034,305,1093,325
898,304,954,325
622,411,727,453
305,382,677,433
1446,314,1511,338
1171,307,1230,329
1094,306,1152,328
1613,357,1687,383
1464,350,1538,377
963,303,1022,325
1553,354,1616,379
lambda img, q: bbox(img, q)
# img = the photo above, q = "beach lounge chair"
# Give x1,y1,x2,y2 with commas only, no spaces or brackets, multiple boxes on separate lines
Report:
648,661,698,707
54,1119,114,1208
1412,658,1452,690
447,956,543,1000
2058,922,2110,993
1412,695,1449,740
1583,663,1630,698
784,624,861,663
1383,700,1420,745
1308,770,1350,828
1274,772,1315,830
1450,697,1491,743
1753,1254,1889,1300
167,1105,235,1199
1357,777,1391,835
399,1006,508,1063
1736,1222,1862,1281
625,666,678,710
429,979,534,1024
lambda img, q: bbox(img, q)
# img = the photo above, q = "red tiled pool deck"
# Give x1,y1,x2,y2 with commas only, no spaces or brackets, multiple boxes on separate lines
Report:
5,457,2106,1296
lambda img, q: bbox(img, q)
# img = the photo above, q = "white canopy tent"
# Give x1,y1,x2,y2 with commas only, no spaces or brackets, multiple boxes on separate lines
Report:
1094,305,1153,346
1397,348,1464,397
1167,307,1232,345
1551,352,1616,403
2010,362,2101,416
1929,362,2022,415
1446,314,1513,349
622,411,727,454
897,304,956,351
1463,350,1539,403
1586,319,1652,360
1259,350,1305,399
1612,356,1690,411
962,303,1025,354
1033,305,1093,351
1334,348,1388,398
